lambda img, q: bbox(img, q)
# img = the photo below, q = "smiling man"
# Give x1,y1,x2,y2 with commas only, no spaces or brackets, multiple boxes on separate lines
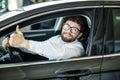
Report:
3,16,89,60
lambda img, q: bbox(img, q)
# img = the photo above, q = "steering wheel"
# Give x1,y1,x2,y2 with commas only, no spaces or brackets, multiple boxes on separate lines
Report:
6,47,24,62
0,45,23,63
1,35,24,62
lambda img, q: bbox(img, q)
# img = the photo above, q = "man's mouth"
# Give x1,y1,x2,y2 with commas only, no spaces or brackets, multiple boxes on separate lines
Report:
63,33,72,38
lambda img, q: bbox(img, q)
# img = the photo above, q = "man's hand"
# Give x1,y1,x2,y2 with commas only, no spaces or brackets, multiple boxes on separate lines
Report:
2,37,10,48
8,25,29,48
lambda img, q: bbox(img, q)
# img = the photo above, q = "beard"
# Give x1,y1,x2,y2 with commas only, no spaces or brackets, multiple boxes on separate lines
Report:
61,32,76,42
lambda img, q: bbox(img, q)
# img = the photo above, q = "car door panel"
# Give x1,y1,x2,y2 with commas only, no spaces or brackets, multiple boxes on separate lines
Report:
101,54,120,72
20,56,102,79
0,56,102,80
0,66,26,80
103,9,120,71
0,56,103,80
100,8,120,80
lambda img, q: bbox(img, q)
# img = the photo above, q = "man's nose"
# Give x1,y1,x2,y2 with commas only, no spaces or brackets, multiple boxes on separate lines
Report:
66,28,71,33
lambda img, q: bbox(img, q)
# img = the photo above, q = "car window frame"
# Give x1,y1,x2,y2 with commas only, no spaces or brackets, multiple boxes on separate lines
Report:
0,7,96,62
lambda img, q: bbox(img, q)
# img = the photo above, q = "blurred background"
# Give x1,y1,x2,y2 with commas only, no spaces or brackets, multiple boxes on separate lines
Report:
0,0,58,15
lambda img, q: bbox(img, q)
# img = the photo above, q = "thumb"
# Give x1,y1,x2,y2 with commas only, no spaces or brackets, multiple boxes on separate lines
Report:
16,25,23,35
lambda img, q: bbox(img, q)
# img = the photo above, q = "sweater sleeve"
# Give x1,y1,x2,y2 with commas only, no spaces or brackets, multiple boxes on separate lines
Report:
28,40,64,60
27,36,84,60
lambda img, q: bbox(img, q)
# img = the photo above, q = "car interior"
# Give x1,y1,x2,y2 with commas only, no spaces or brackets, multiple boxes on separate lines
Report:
0,13,91,63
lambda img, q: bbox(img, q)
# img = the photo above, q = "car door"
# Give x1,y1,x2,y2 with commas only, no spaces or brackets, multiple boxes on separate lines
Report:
0,1,106,80
100,6,120,80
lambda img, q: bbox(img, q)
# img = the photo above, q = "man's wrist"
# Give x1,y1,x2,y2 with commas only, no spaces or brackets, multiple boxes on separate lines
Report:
22,39,29,49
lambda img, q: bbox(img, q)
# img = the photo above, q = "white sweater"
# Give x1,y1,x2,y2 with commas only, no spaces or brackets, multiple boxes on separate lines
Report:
28,35,84,60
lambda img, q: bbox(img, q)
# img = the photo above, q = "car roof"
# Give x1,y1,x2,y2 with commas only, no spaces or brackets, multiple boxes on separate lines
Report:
0,0,119,21
23,0,120,11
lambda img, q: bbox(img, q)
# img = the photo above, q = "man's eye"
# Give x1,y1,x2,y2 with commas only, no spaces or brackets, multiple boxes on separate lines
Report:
73,28,77,32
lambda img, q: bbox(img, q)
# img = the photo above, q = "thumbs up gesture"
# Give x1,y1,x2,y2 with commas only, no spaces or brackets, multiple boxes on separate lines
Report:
8,25,29,48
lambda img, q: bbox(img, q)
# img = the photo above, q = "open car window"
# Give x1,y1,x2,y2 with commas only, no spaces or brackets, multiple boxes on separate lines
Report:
0,16,91,63
0,7,93,63
18,15,90,60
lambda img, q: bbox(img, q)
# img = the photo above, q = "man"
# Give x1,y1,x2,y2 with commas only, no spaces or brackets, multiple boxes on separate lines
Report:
2,16,89,60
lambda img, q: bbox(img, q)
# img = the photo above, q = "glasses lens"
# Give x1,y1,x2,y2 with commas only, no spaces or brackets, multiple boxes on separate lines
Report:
71,28,79,33
63,24,70,30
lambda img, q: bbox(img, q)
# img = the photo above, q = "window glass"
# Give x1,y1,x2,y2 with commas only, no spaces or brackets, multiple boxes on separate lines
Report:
113,9,120,53
31,18,56,30
21,18,56,31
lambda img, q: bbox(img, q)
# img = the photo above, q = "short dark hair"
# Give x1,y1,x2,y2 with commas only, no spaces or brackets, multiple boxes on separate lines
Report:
64,15,90,39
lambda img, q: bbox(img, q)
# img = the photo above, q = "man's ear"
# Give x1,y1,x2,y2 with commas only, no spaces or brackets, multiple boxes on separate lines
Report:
77,32,83,39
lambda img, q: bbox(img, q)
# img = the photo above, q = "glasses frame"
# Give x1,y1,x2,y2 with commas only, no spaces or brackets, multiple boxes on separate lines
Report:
63,23,81,34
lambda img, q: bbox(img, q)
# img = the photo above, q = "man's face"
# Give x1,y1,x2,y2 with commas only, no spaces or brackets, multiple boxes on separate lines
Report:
61,20,82,42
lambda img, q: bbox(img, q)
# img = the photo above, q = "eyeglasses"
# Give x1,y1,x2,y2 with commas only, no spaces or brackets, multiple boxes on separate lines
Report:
63,23,81,34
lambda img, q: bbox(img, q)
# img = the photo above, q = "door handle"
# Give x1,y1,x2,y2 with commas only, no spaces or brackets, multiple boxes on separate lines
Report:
55,69,91,77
